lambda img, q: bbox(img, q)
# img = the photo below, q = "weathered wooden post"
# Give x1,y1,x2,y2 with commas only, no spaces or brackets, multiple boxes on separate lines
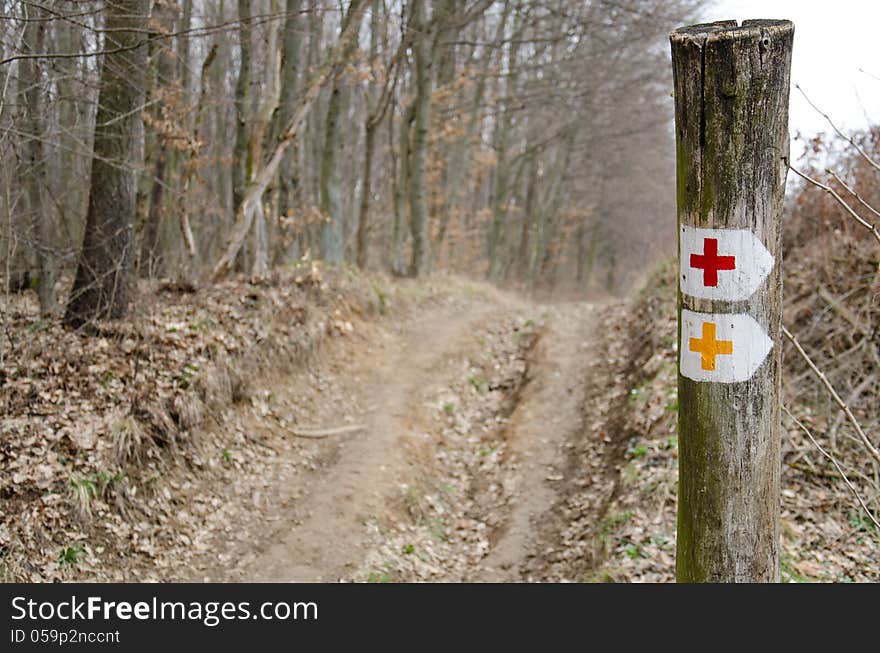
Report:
670,20,793,582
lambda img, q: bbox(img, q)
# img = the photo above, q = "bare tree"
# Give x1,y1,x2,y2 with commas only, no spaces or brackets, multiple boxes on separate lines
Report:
407,0,432,276
19,4,56,314
64,0,150,326
320,1,362,264
0,0,700,299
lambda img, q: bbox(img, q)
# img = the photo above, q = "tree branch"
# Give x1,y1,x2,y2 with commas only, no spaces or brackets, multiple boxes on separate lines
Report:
782,324,880,466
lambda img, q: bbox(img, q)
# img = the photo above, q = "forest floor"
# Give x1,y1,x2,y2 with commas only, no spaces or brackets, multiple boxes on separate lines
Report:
1,263,876,582
0,265,621,582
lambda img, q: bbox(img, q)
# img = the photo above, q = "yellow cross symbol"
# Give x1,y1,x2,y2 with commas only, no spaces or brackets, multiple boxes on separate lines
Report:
689,321,733,371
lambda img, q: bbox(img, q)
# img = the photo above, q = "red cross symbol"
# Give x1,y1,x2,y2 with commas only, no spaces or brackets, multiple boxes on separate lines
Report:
690,237,736,287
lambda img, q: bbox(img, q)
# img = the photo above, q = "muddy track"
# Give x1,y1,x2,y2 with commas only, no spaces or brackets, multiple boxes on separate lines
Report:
239,297,508,581
519,299,659,581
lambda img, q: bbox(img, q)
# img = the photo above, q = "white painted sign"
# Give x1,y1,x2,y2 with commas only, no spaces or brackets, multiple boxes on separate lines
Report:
680,309,773,383
680,226,774,301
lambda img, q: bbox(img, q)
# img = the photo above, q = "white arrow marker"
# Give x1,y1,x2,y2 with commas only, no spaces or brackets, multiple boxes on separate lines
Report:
680,309,773,383
680,226,774,301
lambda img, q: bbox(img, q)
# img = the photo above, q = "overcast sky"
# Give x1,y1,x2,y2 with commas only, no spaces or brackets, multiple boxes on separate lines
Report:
710,0,880,150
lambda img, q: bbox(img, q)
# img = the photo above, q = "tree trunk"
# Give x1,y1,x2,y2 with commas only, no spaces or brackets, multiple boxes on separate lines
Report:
232,0,253,215
64,0,149,326
275,0,305,261
516,151,538,278
319,2,361,265
488,7,521,280
20,7,56,315
211,0,368,280
178,0,193,102
54,13,84,257
577,223,598,285
434,0,459,87
408,0,432,277
140,0,177,277
249,0,282,276
318,83,345,263
356,120,377,269
2,22,32,294
355,0,382,269
390,100,412,275
304,0,324,254
531,134,574,283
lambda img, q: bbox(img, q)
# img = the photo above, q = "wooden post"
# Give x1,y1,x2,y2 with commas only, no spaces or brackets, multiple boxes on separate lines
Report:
670,20,793,582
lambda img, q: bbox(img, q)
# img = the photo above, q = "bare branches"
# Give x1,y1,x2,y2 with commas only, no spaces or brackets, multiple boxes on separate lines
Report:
783,405,880,531
827,169,880,222
211,0,370,281
788,165,880,246
0,39,149,68
782,324,880,466
795,83,880,174
0,6,314,67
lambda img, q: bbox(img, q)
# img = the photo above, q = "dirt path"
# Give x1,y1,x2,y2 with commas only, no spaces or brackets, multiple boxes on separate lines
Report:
184,294,509,581
251,297,509,581
185,293,601,583
475,303,596,581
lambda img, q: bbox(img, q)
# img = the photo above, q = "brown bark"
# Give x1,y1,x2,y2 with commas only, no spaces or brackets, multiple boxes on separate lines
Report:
516,152,538,276
232,0,253,215
64,0,149,326
408,0,432,277
140,1,179,276
390,100,413,276
274,0,305,261
354,0,382,269
488,6,522,280
20,7,56,314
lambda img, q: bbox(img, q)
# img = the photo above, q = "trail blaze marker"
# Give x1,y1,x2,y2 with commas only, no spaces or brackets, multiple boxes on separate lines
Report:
680,226,774,301
690,237,735,286
680,310,773,383
689,321,732,371
671,20,792,582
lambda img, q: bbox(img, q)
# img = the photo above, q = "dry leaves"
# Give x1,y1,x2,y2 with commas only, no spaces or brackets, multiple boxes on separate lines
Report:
0,265,387,581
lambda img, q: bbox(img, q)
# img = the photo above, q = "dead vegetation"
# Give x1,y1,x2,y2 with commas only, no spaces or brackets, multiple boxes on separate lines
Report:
777,128,880,574
0,261,440,581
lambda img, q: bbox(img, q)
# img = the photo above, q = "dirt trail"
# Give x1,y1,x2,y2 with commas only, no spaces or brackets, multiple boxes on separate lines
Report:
256,299,506,581
475,303,596,581
187,293,600,582
192,295,506,581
